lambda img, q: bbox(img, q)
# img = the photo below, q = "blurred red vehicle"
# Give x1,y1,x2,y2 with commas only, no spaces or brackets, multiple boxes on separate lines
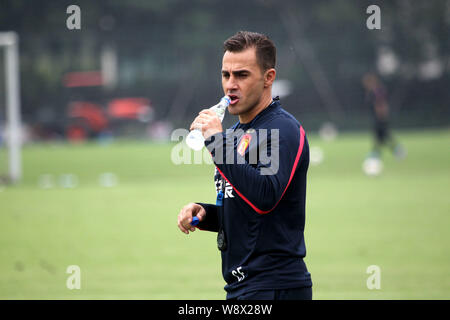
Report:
66,98,153,142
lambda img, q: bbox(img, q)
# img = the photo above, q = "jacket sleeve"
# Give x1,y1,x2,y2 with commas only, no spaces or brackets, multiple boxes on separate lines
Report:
204,118,306,214
195,202,219,232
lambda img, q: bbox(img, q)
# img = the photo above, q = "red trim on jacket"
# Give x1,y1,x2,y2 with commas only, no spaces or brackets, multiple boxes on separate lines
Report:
215,126,305,214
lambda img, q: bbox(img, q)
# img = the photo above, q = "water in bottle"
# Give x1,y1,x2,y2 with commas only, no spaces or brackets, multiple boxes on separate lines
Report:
186,96,231,150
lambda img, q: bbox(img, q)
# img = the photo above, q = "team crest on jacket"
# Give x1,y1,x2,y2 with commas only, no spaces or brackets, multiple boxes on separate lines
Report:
237,133,252,156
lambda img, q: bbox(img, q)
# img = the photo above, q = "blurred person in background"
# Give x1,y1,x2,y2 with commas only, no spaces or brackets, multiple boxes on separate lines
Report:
362,72,405,160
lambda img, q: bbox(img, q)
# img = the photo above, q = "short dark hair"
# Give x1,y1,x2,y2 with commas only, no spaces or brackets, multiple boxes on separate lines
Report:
223,31,276,72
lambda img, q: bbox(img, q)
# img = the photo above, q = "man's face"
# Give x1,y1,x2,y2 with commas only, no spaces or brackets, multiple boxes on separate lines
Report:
221,47,265,117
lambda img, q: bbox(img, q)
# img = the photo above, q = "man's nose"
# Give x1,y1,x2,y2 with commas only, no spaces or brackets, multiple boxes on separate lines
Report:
224,76,238,92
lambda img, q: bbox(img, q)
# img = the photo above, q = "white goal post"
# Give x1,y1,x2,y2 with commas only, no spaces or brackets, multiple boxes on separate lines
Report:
0,31,21,183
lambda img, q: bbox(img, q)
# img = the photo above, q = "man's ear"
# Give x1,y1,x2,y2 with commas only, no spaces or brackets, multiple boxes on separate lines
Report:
264,68,276,88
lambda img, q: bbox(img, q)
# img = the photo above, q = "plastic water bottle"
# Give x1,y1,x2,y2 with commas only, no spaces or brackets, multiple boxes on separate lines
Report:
186,96,231,150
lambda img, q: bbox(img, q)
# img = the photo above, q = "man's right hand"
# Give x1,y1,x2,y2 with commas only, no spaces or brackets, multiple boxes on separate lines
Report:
177,203,206,234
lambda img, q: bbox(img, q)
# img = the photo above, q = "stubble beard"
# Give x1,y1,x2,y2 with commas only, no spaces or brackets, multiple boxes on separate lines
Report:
229,95,261,119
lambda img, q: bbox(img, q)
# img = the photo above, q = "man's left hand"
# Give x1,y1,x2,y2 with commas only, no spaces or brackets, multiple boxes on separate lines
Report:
189,109,223,139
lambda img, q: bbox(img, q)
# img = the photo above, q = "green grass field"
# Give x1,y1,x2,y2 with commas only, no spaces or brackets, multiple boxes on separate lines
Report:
0,129,449,299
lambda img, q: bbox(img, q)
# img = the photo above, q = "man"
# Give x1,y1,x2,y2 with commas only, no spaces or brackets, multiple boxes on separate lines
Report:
362,72,405,159
177,31,312,300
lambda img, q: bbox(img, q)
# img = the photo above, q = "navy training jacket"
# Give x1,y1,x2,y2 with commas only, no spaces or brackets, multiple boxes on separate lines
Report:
196,98,312,298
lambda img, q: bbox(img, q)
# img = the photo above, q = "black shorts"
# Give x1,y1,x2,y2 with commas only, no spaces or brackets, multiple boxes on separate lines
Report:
230,287,313,300
374,121,390,143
